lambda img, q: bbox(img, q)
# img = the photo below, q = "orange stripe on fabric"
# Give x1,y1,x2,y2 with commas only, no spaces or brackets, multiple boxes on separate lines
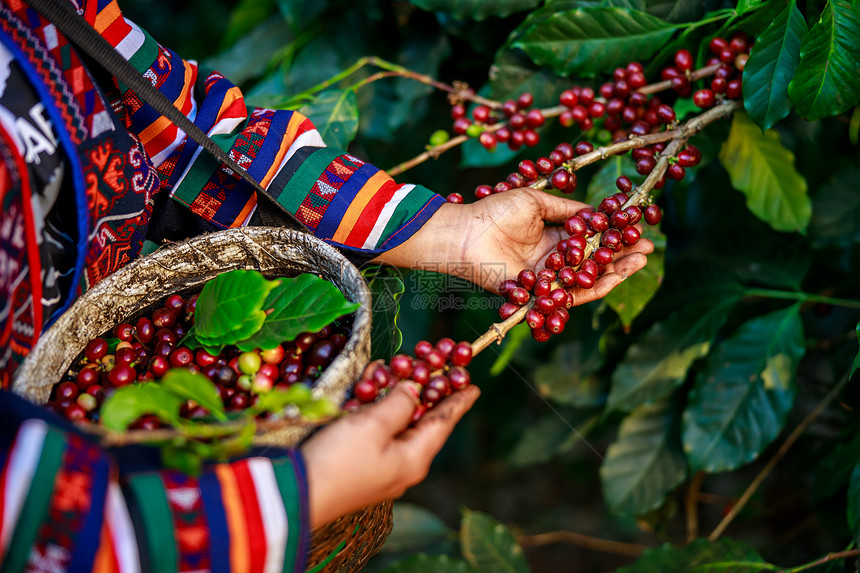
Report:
215,465,250,573
332,170,389,243
216,87,246,121
232,461,266,573
233,195,257,228
260,114,304,188
91,521,119,573
137,115,172,148
344,179,398,247
93,0,122,33
138,61,195,153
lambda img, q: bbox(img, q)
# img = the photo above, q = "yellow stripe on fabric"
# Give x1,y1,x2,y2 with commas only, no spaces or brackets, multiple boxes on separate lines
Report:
93,0,121,33
137,62,193,147
215,465,250,573
331,170,388,243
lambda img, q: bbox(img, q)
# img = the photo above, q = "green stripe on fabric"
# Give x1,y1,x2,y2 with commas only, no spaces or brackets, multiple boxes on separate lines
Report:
127,29,160,75
126,474,178,573
378,184,437,242
275,148,342,215
171,123,250,208
271,459,302,573
0,427,65,573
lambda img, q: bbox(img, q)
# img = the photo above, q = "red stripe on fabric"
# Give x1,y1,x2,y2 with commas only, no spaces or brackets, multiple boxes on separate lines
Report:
343,179,399,247
231,462,266,573
100,15,132,48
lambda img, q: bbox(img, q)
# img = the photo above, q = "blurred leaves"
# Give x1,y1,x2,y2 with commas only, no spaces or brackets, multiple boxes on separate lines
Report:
718,112,810,233
409,0,542,21
682,304,805,472
809,167,860,249
604,225,666,328
363,265,406,361
300,89,360,150
460,509,530,573
617,538,769,572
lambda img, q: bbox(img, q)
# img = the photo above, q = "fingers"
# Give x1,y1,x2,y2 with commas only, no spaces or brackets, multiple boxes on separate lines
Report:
397,385,480,459
570,250,651,305
358,382,423,436
523,188,589,224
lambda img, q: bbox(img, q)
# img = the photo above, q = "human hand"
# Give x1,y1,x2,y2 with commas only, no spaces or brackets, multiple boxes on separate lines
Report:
300,382,480,528
373,188,653,303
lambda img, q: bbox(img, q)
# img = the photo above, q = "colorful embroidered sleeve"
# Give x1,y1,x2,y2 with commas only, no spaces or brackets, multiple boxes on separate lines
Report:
81,0,445,264
0,392,310,573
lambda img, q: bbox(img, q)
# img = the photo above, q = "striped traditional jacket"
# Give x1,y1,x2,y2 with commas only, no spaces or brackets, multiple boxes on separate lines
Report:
0,0,444,569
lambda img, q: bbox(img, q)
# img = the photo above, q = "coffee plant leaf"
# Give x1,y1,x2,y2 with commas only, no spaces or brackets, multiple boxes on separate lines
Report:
487,49,570,106
460,134,524,168
604,224,666,328
585,156,643,206
600,399,686,516
847,460,860,541
251,383,313,415
617,538,770,573
509,415,583,467
204,16,290,87
194,269,278,349
363,266,405,361
810,167,860,249
384,503,454,553
788,0,860,121
534,340,606,407
236,273,359,351
742,0,807,131
512,7,678,77
409,0,542,21
223,0,276,47
381,553,474,573
682,304,805,473
489,323,531,376
607,295,739,413
160,369,227,422
101,383,184,432
299,89,359,149
718,112,810,233
460,508,530,573
813,431,860,501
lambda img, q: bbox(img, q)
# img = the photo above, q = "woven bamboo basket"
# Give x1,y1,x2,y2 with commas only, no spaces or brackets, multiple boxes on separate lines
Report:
12,226,392,572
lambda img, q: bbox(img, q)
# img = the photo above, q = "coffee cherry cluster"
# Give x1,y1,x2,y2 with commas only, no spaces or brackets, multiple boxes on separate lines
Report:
451,92,546,154
662,32,751,107
49,293,352,427
498,188,662,342
345,338,474,423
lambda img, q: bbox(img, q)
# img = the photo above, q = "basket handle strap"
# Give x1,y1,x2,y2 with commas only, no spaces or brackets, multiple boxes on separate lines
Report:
26,0,310,233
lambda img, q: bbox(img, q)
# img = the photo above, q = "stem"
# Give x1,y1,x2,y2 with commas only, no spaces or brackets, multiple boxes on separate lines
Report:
686,471,705,543
780,549,860,573
708,371,852,541
470,101,740,356
744,288,860,310
516,530,648,557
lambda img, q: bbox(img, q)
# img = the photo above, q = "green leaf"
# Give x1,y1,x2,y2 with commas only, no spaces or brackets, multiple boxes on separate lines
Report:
381,554,474,573
299,89,359,149
736,0,766,16
604,224,666,328
809,167,860,249
223,0,276,46
534,339,605,407
585,156,643,206
600,399,686,516
236,274,359,351
788,0,860,121
853,322,860,380
194,270,279,349
297,397,339,420
607,296,739,412
251,383,313,414
742,0,807,131
510,414,599,467
718,112,810,233
160,445,203,476
101,383,184,432
813,432,860,500
460,508,530,573
159,369,227,422
847,460,860,541
383,503,454,553
682,304,805,472
408,0,542,20
512,7,678,77
204,17,291,87
617,538,769,573
363,266,405,361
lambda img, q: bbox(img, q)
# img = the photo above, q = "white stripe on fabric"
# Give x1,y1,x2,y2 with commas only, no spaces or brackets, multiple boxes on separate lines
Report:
1,419,47,554
168,145,204,197
362,184,415,250
247,458,288,573
150,94,198,166
107,481,141,573
280,129,325,169
115,20,146,61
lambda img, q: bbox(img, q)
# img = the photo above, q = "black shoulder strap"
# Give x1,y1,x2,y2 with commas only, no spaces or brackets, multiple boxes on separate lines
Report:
26,0,309,233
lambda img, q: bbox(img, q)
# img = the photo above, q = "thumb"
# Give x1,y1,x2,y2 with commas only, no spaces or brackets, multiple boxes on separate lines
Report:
358,382,422,436
526,188,589,225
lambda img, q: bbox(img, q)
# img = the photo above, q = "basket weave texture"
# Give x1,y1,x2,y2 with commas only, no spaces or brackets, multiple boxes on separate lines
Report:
11,227,392,571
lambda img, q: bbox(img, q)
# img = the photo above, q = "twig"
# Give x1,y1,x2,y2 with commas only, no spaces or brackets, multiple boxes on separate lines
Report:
779,549,860,573
516,530,648,557
708,372,852,541
686,471,705,543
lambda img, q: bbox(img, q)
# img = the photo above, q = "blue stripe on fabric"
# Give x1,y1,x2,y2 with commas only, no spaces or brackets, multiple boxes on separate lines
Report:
315,162,378,240
192,75,232,133
212,180,254,227
0,28,89,326
247,110,292,183
377,192,446,251
289,450,310,573
128,47,187,131
199,469,230,573
66,451,110,572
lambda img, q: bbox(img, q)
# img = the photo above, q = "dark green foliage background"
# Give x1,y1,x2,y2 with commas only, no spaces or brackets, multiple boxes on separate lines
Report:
125,0,860,570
